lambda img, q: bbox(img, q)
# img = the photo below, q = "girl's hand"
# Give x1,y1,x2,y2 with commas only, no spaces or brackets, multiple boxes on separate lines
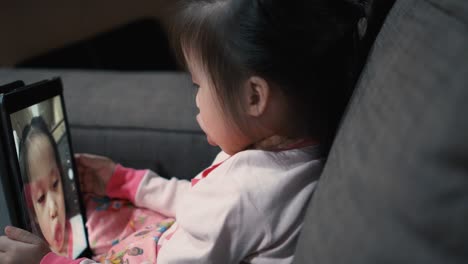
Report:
75,153,116,196
0,226,50,264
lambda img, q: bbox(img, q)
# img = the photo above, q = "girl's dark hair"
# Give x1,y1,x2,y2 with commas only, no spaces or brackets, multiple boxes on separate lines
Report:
171,0,368,154
19,116,65,238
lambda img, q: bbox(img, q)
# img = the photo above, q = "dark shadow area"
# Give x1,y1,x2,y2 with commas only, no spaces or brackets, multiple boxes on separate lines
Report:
17,18,179,71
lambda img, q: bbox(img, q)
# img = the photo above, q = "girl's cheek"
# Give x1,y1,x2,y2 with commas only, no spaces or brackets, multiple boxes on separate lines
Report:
36,207,46,226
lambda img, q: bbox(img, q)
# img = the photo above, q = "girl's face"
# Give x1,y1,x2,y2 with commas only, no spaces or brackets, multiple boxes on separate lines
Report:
188,56,252,155
27,135,66,253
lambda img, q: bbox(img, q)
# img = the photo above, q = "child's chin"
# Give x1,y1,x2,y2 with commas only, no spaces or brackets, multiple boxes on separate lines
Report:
52,248,68,257
206,135,217,146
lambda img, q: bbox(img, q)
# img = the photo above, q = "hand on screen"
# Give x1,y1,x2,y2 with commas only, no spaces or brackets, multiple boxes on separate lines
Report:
75,153,116,196
0,226,50,264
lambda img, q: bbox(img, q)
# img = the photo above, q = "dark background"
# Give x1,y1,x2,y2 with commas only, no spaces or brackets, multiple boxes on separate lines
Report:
18,19,179,72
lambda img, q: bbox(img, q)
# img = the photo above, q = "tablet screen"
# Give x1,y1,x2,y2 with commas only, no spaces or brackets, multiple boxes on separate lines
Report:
9,95,87,259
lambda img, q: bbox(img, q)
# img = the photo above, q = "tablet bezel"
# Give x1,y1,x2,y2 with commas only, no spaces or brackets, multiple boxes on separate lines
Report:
0,78,92,259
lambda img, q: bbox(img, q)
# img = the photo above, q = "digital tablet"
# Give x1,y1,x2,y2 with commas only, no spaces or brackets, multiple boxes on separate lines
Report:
0,78,92,259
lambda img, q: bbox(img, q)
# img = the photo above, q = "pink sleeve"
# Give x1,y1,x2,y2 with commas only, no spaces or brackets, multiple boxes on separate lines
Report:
40,252,97,264
105,164,192,217
131,174,191,217
105,164,147,203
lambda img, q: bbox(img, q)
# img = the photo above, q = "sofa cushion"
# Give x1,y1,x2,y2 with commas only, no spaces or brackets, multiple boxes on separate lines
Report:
293,0,468,263
0,69,220,178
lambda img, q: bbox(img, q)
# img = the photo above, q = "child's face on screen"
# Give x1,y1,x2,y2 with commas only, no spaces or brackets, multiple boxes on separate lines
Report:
27,135,66,253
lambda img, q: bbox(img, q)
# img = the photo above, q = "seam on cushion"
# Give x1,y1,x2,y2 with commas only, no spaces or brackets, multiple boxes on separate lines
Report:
426,0,468,26
69,124,204,135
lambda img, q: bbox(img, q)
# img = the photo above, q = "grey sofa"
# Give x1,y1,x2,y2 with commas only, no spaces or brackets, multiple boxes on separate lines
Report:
1,0,467,262
294,0,468,263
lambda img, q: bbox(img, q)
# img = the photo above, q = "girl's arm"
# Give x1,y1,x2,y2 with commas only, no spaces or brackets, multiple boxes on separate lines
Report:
106,152,227,217
106,164,191,217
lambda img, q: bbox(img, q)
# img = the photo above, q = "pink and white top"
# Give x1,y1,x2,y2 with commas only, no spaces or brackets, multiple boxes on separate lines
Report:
41,145,322,264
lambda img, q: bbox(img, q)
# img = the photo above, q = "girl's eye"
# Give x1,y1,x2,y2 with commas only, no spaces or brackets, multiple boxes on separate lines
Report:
37,195,45,204
53,179,59,189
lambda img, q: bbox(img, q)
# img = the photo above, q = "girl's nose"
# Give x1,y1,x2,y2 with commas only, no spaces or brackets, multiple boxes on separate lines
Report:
48,196,58,219
51,208,57,218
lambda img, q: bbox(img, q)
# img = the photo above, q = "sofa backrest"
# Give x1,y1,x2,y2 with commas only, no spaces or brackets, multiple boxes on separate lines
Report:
293,0,468,263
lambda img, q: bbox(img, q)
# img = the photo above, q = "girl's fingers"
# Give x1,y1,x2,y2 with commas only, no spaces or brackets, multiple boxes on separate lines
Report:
77,166,86,181
81,175,89,192
78,166,90,181
82,170,97,193
74,154,81,165
5,226,42,245
76,153,100,160
78,168,87,190
74,154,85,168
0,235,12,251
80,176,86,192
78,155,104,170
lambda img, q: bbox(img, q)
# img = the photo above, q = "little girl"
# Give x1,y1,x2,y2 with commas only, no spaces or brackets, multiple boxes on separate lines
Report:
18,116,87,259
20,116,70,257
0,0,366,263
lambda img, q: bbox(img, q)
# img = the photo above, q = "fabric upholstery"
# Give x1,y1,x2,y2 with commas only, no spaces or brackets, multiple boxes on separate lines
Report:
293,0,468,263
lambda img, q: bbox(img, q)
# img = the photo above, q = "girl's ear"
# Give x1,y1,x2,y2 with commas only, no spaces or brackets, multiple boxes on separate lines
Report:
244,76,270,117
